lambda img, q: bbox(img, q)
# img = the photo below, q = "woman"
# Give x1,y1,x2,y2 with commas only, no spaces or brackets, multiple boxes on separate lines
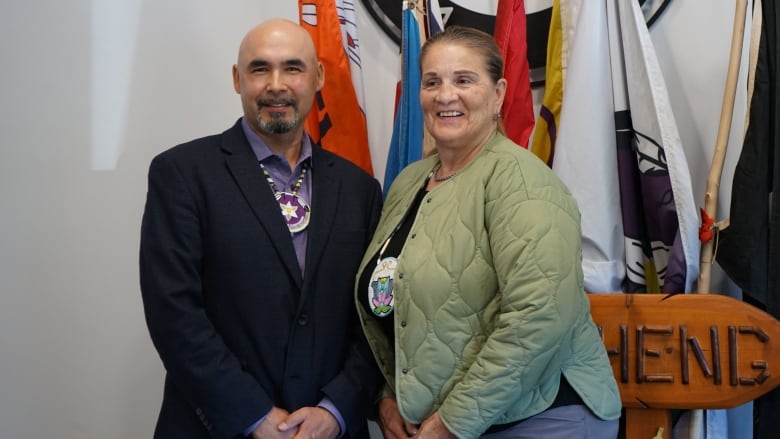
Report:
355,26,621,439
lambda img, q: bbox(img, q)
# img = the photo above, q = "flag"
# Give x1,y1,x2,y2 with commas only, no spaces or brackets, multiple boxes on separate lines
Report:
552,0,624,293
419,1,443,158
613,0,699,294
383,2,426,192
717,1,780,435
299,0,374,175
493,0,535,148
426,0,444,36
529,0,563,165
552,0,699,294
335,0,367,119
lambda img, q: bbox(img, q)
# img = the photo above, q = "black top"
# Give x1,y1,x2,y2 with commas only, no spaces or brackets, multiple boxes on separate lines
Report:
359,186,428,341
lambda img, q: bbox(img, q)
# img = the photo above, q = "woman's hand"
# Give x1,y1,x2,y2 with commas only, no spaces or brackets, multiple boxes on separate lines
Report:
416,412,456,439
378,397,419,439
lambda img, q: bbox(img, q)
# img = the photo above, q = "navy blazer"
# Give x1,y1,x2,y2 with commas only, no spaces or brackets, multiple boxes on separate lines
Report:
140,120,383,439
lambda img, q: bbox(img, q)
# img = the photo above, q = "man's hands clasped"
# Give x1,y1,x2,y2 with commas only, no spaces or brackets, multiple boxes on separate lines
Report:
252,406,340,439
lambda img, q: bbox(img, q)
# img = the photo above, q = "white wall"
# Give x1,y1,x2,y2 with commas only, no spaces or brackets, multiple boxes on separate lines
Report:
0,1,748,437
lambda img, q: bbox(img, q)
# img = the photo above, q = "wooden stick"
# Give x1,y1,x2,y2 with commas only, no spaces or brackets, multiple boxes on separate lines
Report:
697,0,748,294
692,2,748,438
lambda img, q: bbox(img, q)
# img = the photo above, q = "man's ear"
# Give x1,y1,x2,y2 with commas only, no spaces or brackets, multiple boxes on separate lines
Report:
316,60,325,91
232,64,240,94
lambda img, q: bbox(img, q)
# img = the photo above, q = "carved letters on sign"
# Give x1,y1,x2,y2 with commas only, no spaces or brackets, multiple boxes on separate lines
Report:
597,323,771,386
588,294,780,410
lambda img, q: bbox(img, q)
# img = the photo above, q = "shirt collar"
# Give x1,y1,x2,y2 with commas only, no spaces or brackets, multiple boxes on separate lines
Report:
240,117,313,168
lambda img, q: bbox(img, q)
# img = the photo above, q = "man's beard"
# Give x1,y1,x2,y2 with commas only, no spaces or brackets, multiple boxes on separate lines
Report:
256,99,299,135
256,112,299,135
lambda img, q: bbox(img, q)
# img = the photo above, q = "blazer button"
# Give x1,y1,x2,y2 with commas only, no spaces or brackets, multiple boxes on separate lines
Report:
402,368,409,374
398,273,404,279
401,321,407,327
297,314,309,326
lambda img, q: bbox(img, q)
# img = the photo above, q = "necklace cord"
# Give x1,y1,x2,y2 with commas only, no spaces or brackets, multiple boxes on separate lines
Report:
376,168,436,263
433,162,458,182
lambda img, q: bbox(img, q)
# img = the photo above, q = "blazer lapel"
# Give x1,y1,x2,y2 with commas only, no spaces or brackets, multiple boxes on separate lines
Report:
221,123,303,286
301,148,340,292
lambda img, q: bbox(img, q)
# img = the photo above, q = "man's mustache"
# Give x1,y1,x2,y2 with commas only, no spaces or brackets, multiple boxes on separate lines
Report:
257,98,297,108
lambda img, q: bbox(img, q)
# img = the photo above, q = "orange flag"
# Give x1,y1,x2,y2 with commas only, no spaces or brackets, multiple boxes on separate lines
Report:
494,0,535,148
299,0,374,175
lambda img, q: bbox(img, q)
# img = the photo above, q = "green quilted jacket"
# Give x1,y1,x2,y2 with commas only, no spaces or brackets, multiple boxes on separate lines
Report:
355,132,621,438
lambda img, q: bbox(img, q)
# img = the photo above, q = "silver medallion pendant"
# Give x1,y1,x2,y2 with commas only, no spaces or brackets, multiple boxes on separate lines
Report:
368,257,397,317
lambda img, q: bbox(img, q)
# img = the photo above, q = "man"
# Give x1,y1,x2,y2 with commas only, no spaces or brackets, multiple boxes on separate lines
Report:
140,19,383,439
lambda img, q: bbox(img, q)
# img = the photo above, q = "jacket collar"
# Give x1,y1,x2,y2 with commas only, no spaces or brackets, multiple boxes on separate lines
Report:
221,120,341,292
222,120,303,286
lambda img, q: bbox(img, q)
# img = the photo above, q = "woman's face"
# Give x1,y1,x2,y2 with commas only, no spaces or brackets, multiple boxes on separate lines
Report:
419,42,506,151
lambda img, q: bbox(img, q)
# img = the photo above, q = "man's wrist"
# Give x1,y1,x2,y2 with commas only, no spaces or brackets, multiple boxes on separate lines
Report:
243,409,270,436
317,398,345,437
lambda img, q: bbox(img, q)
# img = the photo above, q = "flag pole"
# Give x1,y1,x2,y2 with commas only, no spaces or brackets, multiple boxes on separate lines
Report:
697,0,748,294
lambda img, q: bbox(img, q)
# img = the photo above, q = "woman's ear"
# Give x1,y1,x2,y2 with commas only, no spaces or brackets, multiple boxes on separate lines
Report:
495,78,508,113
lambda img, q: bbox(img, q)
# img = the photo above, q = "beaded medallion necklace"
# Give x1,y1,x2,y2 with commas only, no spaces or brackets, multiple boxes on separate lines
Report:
259,162,310,234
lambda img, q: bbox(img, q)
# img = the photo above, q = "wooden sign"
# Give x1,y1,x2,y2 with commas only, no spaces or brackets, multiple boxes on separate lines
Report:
589,293,780,438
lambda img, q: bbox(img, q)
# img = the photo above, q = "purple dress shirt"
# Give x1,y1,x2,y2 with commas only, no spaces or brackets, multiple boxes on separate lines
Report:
240,118,346,436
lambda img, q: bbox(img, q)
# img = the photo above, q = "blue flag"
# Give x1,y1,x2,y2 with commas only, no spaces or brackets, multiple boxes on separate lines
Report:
383,6,424,194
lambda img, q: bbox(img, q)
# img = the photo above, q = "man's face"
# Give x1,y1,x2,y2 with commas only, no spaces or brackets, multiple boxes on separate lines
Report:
233,23,324,137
